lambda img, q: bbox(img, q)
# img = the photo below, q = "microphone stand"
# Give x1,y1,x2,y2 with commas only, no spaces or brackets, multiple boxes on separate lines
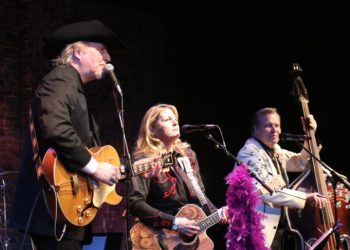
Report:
202,130,274,195
309,222,342,250
112,80,134,250
297,142,348,249
297,142,350,189
0,177,9,250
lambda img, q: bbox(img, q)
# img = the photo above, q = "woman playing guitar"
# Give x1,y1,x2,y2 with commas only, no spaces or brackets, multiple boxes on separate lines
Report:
129,104,229,250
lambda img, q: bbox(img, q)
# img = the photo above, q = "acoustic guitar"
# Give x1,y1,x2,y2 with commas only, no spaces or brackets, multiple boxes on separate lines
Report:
130,204,224,250
41,145,174,226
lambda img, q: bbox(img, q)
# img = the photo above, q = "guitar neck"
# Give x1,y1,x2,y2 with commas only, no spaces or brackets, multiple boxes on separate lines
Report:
132,160,161,175
132,154,173,176
196,210,221,233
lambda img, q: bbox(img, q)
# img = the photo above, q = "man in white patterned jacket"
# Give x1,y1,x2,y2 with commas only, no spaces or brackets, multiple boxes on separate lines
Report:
236,107,328,250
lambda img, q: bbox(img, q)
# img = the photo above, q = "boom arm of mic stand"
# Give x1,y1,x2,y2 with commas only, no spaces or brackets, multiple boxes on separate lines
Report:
298,143,350,189
202,132,274,195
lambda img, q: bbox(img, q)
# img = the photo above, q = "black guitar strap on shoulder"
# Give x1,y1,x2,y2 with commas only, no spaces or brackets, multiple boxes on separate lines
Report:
88,112,102,147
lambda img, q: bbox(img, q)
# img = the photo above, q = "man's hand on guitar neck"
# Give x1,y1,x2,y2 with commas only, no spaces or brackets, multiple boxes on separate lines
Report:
92,162,121,186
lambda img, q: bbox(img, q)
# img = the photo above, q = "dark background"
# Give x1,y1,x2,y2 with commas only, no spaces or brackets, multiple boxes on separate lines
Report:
1,1,349,249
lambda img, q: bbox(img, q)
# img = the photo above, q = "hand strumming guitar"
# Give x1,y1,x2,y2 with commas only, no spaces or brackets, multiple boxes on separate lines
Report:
172,217,200,237
91,162,121,186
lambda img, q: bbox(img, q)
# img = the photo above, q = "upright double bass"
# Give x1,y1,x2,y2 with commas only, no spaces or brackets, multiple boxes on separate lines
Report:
287,63,350,250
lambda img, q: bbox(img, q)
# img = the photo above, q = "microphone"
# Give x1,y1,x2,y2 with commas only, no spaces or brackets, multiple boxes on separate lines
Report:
181,124,217,134
104,63,123,96
280,133,311,142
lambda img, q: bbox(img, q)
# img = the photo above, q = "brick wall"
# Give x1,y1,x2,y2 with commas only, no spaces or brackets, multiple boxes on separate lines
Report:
0,1,167,248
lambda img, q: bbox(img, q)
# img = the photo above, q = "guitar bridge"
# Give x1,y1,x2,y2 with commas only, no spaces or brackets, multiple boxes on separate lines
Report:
71,175,79,195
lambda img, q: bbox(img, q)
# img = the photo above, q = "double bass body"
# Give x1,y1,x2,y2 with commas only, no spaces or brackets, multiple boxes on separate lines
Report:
288,166,350,249
286,63,350,250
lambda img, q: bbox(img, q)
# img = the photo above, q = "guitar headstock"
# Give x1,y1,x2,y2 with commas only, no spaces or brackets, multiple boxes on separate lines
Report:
159,153,174,172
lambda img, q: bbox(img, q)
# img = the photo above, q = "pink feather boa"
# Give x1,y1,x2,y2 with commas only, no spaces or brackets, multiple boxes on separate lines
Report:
225,164,269,250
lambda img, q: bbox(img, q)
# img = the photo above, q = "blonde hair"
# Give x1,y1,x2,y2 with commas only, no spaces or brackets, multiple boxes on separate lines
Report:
133,103,190,159
51,41,89,66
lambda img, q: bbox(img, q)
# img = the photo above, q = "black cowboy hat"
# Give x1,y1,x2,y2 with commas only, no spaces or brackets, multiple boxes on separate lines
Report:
43,19,126,58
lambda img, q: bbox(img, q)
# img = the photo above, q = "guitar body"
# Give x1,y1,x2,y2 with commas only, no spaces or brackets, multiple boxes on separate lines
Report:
131,204,214,250
41,145,123,226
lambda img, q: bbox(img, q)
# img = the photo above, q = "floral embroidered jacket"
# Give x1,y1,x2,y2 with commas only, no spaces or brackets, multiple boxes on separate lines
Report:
236,138,308,247
130,149,216,229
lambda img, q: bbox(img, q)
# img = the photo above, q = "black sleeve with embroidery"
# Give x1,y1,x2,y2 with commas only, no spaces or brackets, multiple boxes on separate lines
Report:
129,149,218,229
129,171,176,229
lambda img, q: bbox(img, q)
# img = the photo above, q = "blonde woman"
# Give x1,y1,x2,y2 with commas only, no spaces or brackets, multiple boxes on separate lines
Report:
130,104,228,248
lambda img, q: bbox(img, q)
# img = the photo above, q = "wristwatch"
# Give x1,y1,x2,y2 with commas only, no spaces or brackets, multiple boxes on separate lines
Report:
171,222,178,231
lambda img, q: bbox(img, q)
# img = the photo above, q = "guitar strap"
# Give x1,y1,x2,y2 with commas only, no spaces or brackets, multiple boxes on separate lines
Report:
28,108,54,194
28,107,68,240
156,230,169,250
176,156,211,215
29,108,44,179
88,112,101,147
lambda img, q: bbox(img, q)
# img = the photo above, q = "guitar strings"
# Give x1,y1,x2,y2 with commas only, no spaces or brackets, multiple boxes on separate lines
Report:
53,176,95,193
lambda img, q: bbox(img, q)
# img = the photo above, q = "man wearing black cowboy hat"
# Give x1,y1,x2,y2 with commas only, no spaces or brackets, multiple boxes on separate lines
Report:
10,20,126,250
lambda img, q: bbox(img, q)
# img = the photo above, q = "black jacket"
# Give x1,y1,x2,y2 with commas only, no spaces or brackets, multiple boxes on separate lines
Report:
10,65,99,240
129,149,217,229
